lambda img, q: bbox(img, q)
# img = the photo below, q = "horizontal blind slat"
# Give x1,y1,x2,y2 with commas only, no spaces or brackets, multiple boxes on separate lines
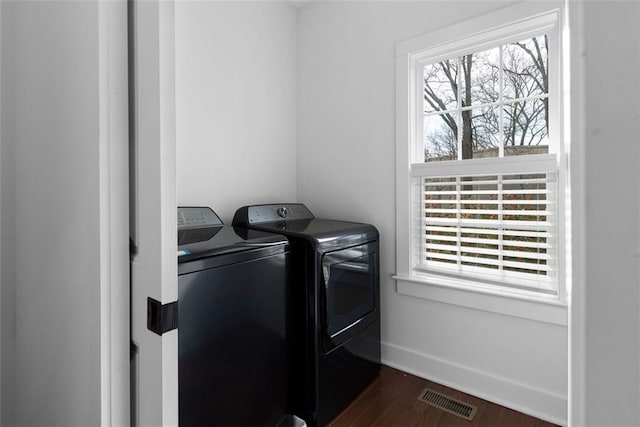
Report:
421,260,557,276
426,217,554,229
426,235,552,250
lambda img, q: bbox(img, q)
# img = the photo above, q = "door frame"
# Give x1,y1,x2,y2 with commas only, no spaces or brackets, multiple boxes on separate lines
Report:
128,0,179,425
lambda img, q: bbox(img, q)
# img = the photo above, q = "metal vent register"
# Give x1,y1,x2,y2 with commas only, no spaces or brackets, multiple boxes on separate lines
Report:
418,388,477,421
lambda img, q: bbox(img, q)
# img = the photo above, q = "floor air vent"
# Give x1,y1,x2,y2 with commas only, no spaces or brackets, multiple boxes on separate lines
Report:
417,388,477,421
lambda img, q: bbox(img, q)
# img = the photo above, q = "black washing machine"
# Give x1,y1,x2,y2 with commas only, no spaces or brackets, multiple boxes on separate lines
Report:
177,206,297,427
232,203,381,427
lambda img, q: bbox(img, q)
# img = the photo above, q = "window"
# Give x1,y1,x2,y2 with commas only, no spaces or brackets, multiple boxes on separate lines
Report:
395,3,568,309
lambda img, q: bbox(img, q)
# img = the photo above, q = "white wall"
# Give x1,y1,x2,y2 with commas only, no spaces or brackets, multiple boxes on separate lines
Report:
571,1,640,425
2,4,18,422
0,2,129,426
175,1,298,223
2,2,101,424
0,2,4,423
297,2,567,423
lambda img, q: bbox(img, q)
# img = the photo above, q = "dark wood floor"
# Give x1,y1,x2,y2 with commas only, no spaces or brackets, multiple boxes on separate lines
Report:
327,366,558,427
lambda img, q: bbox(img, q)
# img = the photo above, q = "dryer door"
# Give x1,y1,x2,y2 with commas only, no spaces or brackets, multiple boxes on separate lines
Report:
321,241,379,352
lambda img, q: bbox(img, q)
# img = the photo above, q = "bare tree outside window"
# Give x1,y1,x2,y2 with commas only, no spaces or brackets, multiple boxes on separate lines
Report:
423,35,549,161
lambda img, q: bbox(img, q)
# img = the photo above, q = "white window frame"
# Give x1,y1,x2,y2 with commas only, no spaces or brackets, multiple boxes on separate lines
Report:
394,2,569,324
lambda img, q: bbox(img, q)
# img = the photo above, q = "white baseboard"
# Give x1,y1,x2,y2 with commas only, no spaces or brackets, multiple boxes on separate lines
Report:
381,341,567,426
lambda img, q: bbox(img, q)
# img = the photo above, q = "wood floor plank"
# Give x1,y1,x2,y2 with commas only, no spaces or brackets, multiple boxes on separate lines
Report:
331,368,398,425
326,365,558,427
474,400,506,426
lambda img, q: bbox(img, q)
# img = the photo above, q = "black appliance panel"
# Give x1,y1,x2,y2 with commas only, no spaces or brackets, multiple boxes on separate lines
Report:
321,242,378,352
317,318,380,427
178,251,290,427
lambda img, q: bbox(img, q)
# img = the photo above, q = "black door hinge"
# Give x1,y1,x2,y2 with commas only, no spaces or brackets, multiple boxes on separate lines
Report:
147,297,178,335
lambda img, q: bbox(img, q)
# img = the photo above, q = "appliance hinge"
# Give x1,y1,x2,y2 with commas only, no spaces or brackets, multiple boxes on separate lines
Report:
147,297,178,335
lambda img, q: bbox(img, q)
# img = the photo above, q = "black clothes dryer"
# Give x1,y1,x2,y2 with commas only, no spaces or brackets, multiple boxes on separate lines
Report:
232,203,381,427
177,207,294,427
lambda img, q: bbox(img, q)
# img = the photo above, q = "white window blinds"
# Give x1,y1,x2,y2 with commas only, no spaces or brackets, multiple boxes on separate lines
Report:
411,154,558,294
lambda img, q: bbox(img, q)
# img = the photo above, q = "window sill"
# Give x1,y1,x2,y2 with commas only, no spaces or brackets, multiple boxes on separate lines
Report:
392,273,568,326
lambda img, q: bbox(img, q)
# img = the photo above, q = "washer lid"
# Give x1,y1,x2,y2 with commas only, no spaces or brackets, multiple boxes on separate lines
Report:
178,225,288,263
177,207,288,263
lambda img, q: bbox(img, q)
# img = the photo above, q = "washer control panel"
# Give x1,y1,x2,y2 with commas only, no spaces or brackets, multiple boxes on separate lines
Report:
246,204,314,224
178,206,224,230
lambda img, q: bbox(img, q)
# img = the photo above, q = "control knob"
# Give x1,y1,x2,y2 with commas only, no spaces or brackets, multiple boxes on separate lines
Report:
276,207,288,218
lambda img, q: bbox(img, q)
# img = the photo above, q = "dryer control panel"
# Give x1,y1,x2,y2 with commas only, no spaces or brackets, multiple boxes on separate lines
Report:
241,203,315,224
